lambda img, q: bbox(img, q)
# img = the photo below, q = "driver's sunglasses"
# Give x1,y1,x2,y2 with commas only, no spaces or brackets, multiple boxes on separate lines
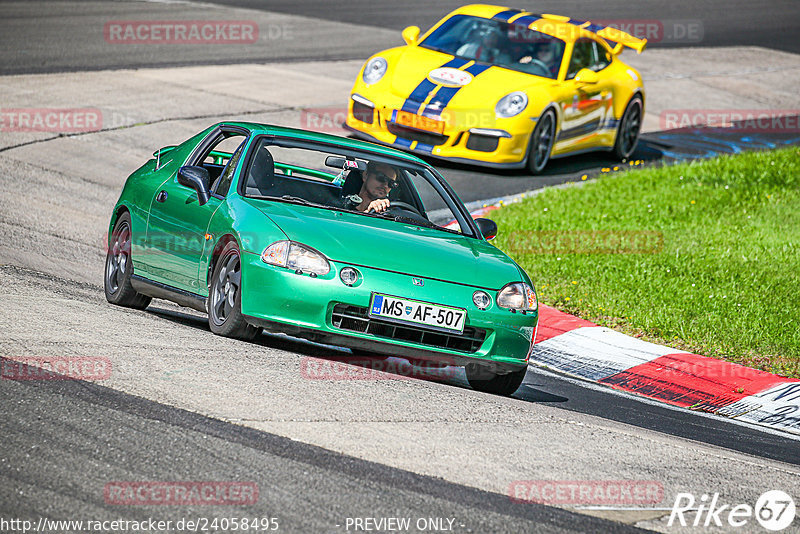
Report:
371,171,399,189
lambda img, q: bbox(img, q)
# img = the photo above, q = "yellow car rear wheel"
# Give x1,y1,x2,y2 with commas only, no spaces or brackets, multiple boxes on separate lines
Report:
613,96,643,160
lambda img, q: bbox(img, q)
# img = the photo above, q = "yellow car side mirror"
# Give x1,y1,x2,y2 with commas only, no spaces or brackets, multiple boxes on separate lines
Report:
574,68,599,85
402,26,421,46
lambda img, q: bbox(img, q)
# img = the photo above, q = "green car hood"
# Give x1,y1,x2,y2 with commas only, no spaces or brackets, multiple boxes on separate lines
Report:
247,199,522,290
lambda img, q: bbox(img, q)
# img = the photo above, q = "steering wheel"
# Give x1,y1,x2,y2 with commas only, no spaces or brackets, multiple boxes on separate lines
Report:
528,59,551,77
367,200,422,216
385,201,423,217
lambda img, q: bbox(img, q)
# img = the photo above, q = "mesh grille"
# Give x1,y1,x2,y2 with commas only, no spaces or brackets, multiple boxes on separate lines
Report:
331,304,486,353
352,101,374,124
465,133,499,152
386,123,449,146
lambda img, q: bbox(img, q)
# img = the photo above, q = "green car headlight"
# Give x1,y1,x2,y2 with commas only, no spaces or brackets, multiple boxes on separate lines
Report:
495,91,528,118
497,282,537,311
261,240,331,276
362,56,388,84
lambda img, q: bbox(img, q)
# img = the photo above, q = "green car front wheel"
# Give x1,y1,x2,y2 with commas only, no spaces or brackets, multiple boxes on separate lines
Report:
466,363,527,396
208,241,261,341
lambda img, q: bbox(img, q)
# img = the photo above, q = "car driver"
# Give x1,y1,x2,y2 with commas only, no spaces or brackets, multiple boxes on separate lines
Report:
351,162,398,213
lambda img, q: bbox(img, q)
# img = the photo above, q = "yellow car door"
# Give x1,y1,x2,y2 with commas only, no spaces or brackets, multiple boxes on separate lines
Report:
554,38,617,154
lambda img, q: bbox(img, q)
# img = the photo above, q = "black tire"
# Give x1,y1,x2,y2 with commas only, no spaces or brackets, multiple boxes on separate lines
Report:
613,96,643,160
466,363,527,396
526,109,556,175
207,241,261,340
104,212,151,309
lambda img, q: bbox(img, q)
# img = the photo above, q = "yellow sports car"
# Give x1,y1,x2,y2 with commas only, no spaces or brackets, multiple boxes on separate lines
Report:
344,4,647,173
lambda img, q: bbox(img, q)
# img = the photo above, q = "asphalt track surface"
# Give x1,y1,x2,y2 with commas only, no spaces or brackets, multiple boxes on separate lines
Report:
2,1,800,532
3,0,799,75
212,0,800,54
1,265,799,532
0,356,638,534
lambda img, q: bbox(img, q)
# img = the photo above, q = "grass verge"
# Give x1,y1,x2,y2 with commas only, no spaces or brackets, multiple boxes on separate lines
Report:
492,147,800,377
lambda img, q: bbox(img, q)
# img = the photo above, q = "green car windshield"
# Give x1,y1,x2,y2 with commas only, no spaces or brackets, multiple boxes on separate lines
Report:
420,14,566,79
241,137,475,237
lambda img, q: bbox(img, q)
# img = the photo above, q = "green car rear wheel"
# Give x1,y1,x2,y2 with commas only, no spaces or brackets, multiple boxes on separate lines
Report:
104,212,151,310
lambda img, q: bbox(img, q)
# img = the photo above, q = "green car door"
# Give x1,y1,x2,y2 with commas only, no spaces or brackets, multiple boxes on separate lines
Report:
144,128,248,293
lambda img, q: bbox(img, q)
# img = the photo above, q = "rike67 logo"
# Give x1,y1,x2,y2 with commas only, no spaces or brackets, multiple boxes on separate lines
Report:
669,490,796,531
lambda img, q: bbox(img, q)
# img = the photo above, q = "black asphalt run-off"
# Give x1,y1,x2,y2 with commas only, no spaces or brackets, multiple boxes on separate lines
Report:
3,1,799,73
205,0,800,55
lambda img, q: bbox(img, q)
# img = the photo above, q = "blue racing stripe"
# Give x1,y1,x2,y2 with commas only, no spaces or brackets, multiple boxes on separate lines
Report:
422,62,492,117
401,81,436,114
415,143,434,153
394,137,413,148
507,15,541,42
400,57,469,114
492,8,523,22
422,86,460,117
509,14,540,27
568,18,613,34
465,63,491,76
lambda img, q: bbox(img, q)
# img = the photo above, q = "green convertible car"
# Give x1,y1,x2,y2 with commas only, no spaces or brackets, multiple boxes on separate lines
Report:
105,122,538,395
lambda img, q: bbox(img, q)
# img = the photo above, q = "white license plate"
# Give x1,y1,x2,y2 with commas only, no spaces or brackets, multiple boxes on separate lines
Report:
369,293,466,334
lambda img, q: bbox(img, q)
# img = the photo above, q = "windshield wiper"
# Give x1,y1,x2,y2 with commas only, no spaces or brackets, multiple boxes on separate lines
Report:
392,215,441,231
258,195,327,208
279,195,312,204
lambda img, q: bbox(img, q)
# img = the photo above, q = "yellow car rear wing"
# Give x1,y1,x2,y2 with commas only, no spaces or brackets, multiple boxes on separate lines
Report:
540,14,648,54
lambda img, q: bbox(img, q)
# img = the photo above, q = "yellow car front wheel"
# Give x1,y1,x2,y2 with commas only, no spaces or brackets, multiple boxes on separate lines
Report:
527,110,556,175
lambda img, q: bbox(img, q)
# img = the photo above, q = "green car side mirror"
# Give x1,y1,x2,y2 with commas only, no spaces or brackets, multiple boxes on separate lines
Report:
177,166,211,206
475,218,498,240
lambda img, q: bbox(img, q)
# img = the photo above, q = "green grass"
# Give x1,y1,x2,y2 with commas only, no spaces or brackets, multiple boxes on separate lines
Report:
492,147,800,377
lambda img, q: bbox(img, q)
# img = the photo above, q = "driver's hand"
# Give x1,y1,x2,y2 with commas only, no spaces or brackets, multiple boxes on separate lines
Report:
519,55,532,64
366,199,390,213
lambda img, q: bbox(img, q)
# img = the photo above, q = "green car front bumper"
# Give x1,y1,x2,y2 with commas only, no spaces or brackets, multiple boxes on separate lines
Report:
239,252,536,369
